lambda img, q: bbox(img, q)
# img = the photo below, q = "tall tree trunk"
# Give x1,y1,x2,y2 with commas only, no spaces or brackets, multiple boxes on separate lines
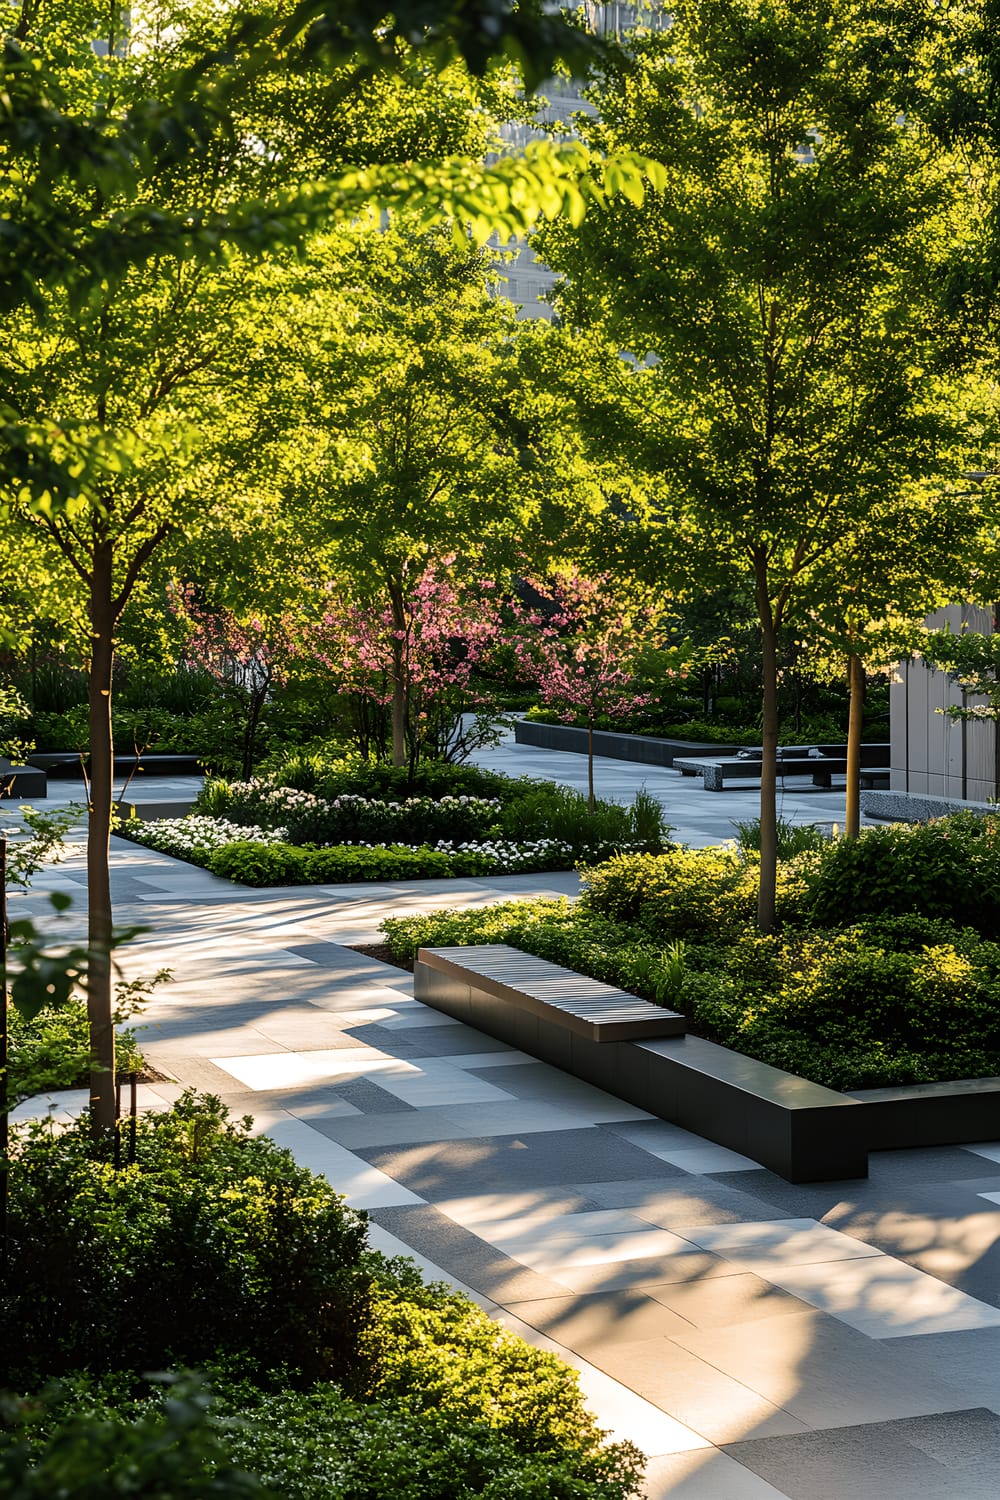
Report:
388,580,407,769
587,716,595,814
754,556,779,935
845,652,865,840
87,543,117,1136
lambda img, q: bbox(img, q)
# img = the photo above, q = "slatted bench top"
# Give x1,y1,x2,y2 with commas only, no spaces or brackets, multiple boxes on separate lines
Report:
416,944,686,1042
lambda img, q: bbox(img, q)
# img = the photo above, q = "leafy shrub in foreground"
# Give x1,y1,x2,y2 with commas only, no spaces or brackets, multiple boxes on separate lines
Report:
0,1367,644,1500
1,1096,371,1390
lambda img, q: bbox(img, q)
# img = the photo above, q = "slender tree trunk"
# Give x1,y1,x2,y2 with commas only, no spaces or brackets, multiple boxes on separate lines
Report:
845,652,865,840
1,836,8,1268
587,716,595,814
754,556,779,935
388,580,407,769
87,543,117,1136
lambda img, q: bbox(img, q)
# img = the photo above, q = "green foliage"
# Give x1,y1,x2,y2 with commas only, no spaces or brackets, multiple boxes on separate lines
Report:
498,783,672,856
1,1095,372,1390
206,841,483,886
8,998,143,1109
579,849,758,941
801,813,1000,933
733,816,830,859
0,1375,266,1500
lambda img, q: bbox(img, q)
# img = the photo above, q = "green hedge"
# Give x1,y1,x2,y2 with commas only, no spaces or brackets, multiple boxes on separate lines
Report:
206,841,494,885
382,899,1000,1091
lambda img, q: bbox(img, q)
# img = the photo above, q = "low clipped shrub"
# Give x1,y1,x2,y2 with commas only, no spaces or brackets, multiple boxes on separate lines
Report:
800,813,1000,933
1,1095,372,1390
579,848,757,940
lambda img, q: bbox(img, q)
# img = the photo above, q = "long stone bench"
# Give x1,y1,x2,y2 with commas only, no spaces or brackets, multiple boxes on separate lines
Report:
675,743,890,792
414,944,867,1182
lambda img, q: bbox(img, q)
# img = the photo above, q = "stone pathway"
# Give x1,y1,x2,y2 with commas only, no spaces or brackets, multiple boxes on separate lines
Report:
10,739,1000,1498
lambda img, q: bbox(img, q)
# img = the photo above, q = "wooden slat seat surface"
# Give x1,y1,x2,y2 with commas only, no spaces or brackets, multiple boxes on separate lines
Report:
418,944,685,1042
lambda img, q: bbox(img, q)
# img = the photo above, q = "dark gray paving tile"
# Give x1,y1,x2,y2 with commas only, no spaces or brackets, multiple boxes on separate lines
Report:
893,1406,1000,1474
354,1129,690,1199
709,1170,874,1219
285,941,389,970
368,1204,573,1302
725,1409,1000,1500
820,1196,1000,1308
581,1179,784,1226
308,1111,473,1148
867,1147,1000,1186
884,1328,1000,1413
468,1061,618,1100
336,1022,431,1059
411,1026,513,1057
328,1078,416,1113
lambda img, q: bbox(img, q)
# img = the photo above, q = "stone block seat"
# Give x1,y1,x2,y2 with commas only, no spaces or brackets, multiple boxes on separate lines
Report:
0,757,47,798
674,742,890,792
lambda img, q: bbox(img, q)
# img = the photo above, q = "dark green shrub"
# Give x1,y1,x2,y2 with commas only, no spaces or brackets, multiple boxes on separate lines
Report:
8,998,143,1104
802,813,1000,932
206,841,310,884
0,1377,267,1499
500,784,671,855
1,1095,371,1389
733,815,829,859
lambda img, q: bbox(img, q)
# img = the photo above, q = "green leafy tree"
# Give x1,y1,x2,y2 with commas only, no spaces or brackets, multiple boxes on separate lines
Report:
537,0,977,929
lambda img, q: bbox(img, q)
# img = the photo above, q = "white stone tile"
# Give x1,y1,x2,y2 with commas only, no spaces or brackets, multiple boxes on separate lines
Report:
468,1207,674,1244
10,1089,91,1122
978,1191,1000,1205
210,1047,418,1091
676,1218,884,1268
257,1116,422,1208
434,1192,596,1228
377,1009,464,1029
764,1256,1000,1338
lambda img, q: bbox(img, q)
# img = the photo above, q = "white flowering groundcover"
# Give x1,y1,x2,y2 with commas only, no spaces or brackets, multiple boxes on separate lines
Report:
124,813,575,877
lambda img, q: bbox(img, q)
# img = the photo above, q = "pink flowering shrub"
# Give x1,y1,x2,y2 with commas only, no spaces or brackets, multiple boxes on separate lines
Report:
317,561,504,768
512,571,657,808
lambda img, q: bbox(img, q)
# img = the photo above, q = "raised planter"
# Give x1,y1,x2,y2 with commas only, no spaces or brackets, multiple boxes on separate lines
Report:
415,944,1000,1182
415,945,866,1183
514,719,746,768
28,751,203,779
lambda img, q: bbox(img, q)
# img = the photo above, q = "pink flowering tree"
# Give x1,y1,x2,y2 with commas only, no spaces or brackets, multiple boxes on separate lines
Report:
319,560,504,772
170,585,302,779
512,571,656,812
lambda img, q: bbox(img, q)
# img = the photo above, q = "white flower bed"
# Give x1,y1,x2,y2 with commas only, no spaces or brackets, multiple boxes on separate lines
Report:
433,838,574,871
127,815,289,858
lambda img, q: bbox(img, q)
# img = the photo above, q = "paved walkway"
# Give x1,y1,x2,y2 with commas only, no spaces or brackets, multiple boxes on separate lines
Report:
11,739,1000,1498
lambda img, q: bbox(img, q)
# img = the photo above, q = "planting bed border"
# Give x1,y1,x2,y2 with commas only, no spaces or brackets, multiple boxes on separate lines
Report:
513,719,745,767
414,945,1000,1183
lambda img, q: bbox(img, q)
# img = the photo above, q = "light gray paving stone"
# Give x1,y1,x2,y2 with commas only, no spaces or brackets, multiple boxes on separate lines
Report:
882,1327,1000,1413
672,1308,973,1429
644,1272,813,1329
505,1289,697,1348
724,1410,1000,1500
584,1336,810,1445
